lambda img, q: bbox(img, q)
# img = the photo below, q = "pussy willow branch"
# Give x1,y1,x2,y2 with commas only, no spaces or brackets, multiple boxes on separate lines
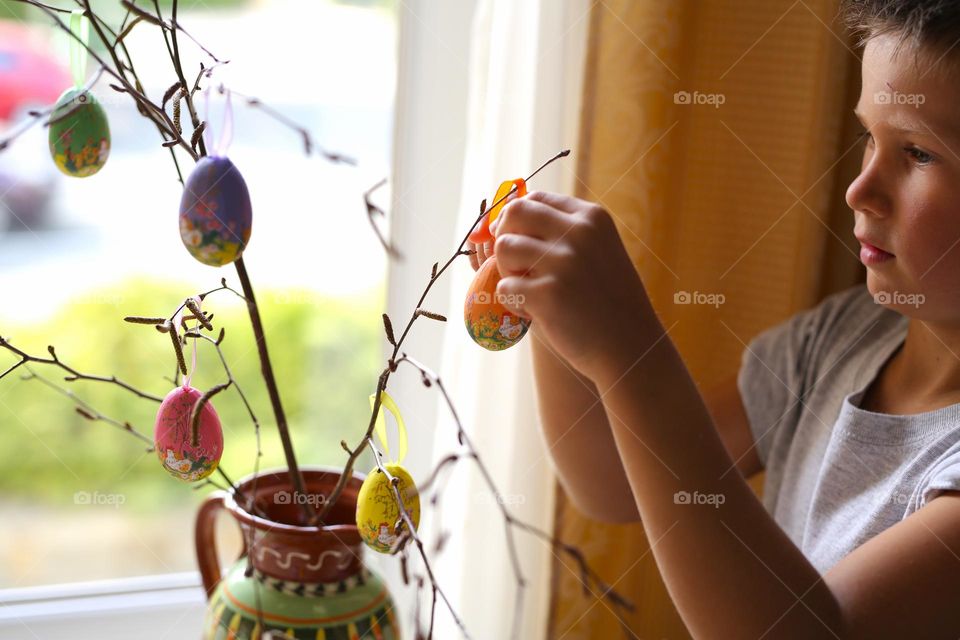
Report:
86,2,188,181
19,356,257,517
315,149,571,525
89,0,327,512
15,0,200,161
186,329,266,517
21,366,154,448
231,255,315,521
0,337,163,402
157,0,207,157
364,178,402,259
226,88,356,164
364,435,471,640
312,149,629,637
393,354,636,634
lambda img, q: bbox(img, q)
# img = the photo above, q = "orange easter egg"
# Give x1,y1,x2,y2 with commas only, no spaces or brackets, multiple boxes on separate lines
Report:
463,255,531,351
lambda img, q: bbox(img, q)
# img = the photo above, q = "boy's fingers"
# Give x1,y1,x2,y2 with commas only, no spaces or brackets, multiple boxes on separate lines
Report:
496,275,541,320
525,190,595,214
494,233,555,277
476,239,488,265
493,198,571,240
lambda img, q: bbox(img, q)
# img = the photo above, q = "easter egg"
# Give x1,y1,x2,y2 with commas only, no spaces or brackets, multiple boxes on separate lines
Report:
356,463,420,553
464,255,531,351
179,155,253,267
154,385,224,482
47,88,110,178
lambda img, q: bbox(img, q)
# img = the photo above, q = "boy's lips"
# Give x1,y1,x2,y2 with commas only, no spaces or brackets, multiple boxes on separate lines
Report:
855,234,894,256
856,235,894,264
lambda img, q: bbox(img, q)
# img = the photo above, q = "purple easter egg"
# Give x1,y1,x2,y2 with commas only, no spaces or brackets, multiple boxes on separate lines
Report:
179,155,253,266
154,385,224,482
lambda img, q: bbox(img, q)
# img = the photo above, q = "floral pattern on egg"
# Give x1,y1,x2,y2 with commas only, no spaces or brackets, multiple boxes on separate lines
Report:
48,88,110,178
179,156,253,267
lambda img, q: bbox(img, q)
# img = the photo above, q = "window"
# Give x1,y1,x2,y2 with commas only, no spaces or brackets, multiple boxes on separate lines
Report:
0,0,396,607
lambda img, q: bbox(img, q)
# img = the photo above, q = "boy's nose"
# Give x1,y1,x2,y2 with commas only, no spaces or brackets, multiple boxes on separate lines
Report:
845,157,891,218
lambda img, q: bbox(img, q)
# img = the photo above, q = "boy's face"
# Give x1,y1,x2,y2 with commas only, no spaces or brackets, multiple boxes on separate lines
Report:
846,34,960,320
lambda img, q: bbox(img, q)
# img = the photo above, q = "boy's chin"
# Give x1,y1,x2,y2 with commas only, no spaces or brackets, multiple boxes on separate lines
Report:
865,274,929,315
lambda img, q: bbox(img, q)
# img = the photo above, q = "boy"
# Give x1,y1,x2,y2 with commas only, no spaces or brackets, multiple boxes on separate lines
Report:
467,1,960,637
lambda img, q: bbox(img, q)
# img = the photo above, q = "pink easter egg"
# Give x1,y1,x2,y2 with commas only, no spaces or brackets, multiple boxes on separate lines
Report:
154,385,224,482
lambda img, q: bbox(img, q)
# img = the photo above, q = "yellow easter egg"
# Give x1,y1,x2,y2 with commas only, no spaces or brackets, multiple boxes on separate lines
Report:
356,463,420,553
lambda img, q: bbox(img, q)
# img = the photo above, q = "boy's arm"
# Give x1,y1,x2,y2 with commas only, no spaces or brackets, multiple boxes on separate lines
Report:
530,326,640,523
530,335,762,523
597,324,845,639
702,373,763,480
598,321,960,640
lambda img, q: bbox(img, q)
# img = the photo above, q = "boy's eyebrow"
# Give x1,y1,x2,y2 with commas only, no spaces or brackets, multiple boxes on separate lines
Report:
853,106,957,141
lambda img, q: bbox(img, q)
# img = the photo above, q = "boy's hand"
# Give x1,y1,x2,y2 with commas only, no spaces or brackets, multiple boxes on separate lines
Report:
489,190,658,381
466,236,494,271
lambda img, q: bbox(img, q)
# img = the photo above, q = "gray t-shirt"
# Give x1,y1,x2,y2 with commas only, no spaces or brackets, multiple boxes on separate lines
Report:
737,283,960,574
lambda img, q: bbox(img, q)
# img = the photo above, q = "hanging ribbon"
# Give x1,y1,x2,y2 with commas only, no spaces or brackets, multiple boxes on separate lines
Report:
69,10,90,89
202,85,235,156
467,177,527,244
369,390,408,465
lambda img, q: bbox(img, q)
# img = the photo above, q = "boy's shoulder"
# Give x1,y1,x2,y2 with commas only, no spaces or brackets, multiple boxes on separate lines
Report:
807,282,900,330
799,282,906,370
751,283,904,377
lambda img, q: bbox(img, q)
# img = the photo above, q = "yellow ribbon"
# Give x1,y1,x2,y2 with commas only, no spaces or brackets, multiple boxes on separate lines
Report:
369,390,407,465
487,178,528,227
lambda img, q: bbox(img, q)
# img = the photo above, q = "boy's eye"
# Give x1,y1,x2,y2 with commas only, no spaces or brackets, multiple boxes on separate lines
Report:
905,146,934,165
857,127,873,143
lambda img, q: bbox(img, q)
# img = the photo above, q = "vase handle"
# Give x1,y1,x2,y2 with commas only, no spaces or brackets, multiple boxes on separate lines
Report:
195,490,227,599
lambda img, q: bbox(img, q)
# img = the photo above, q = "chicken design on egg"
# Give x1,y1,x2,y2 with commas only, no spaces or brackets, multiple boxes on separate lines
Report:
356,463,421,554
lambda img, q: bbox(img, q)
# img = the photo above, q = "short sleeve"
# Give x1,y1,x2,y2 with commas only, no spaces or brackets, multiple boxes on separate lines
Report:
914,441,960,507
735,285,867,468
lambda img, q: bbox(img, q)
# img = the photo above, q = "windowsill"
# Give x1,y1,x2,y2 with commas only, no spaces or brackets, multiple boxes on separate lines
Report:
0,572,206,639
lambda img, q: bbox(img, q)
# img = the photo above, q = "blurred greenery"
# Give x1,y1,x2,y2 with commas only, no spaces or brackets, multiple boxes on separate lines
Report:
0,278,383,514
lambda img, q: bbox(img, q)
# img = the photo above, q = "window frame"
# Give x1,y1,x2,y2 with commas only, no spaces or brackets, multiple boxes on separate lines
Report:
0,572,207,638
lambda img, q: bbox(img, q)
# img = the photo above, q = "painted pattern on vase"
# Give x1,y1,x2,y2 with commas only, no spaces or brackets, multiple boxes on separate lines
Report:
196,468,402,639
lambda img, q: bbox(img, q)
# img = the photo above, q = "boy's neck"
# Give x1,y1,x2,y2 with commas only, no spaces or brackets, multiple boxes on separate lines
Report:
890,319,960,405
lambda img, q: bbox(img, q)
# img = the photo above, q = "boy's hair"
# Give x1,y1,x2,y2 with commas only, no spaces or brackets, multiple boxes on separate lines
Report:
841,0,960,70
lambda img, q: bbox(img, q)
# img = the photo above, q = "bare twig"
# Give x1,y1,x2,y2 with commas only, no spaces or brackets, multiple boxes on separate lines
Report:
364,178,402,259
394,353,636,625
227,88,355,164
365,435,473,640
317,150,571,525
0,337,163,403
21,367,154,448
189,381,231,446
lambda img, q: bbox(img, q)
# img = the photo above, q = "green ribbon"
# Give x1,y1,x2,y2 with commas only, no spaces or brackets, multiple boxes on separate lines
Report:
69,9,90,88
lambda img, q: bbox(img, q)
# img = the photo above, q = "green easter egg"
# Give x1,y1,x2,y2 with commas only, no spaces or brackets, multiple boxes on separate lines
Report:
48,88,111,178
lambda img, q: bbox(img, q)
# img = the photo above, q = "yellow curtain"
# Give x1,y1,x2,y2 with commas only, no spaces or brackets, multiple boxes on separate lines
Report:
548,1,864,637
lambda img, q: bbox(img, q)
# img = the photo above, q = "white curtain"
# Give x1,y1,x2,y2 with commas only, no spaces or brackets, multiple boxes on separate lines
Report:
421,0,591,638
